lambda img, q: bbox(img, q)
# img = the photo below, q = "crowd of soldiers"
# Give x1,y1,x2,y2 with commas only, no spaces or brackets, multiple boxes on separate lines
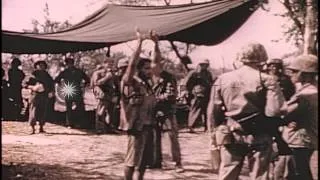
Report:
1,28,318,180
207,44,318,180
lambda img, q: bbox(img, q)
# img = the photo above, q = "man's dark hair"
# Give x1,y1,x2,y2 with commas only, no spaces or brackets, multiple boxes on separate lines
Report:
65,58,75,65
11,58,22,67
137,57,151,71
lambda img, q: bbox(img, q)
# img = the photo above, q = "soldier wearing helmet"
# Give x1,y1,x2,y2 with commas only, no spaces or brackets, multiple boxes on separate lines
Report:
266,58,295,100
90,58,127,134
274,54,318,180
55,57,90,128
120,29,168,180
207,43,286,180
8,57,25,120
265,58,295,178
2,68,11,120
266,58,283,75
182,58,216,133
285,54,318,82
116,57,129,78
26,60,54,134
109,57,130,132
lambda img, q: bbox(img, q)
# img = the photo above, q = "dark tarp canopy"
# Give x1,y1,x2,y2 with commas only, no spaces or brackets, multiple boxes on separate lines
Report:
2,0,260,54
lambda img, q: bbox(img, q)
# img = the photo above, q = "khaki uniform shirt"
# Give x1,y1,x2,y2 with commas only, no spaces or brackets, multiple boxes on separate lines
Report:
119,76,157,131
208,66,285,128
283,83,318,149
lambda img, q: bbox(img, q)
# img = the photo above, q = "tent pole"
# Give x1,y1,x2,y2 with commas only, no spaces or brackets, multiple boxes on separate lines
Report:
106,45,111,57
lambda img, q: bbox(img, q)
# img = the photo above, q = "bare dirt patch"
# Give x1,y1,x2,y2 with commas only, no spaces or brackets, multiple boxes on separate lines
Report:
2,121,318,180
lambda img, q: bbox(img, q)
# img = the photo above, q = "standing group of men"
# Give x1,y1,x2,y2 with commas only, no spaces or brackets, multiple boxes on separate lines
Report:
90,57,128,133
207,43,318,180
1,28,317,180
116,29,317,179
2,58,26,121
116,30,185,180
2,57,91,133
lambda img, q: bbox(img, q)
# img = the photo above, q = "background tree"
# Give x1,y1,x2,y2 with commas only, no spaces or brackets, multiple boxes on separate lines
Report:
277,0,318,55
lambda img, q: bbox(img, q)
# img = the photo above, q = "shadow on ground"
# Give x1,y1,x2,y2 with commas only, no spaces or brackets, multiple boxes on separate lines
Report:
2,162,123,180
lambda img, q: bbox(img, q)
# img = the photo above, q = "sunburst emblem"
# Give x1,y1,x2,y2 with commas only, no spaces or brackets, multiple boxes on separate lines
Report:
58,82,78,99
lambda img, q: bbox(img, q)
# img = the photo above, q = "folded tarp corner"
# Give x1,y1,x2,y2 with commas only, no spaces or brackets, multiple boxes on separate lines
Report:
2,0,259,54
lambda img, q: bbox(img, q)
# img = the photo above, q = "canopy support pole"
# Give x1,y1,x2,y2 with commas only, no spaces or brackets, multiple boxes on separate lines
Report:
106,45,111,57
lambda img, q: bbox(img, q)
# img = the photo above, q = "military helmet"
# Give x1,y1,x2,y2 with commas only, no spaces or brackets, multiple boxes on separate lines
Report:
117,58,129,68
236,43,268,63
266,58,283,65
287,54,318,73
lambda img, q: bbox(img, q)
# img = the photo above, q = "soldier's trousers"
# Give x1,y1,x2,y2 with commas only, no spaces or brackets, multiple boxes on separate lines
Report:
28,98,47,127
273,155,291,180
95,100,108,131
95,100,119,131
188,97,208,129
152,124,162,168
65,96,85,127
164,115,182,164
10,91,23,120
28,93,49,127
124,125,155,169
218,133,273,180
273,148,314,180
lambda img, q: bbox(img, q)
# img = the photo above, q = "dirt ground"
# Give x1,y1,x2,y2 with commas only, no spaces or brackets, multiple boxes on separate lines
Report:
2,121,318,180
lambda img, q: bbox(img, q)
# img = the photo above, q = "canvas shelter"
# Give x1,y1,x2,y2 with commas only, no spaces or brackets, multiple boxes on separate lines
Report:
2,0,260,54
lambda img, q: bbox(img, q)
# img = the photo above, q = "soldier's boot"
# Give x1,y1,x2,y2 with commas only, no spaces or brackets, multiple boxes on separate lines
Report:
175,162,185,173
204,126,208,132
39,126,45,133
135,168,146,180
188,127,196,133
124,166,134,180
30,126,35,135
95,115,105,134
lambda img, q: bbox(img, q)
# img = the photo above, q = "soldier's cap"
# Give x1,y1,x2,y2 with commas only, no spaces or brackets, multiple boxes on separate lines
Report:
199,59,210,65
34,60,48,69
11,57,22,66
117,58,129,68
266,58,283,65
287,54,318,73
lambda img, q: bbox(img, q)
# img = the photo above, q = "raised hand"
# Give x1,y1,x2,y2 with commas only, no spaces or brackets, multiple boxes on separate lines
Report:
149,30,159,42
135,27,146,41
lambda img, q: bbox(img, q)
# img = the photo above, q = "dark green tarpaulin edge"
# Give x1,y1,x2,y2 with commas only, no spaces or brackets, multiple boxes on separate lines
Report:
2,0,259,54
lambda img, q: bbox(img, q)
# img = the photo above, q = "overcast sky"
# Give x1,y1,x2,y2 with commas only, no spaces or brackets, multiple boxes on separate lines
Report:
2,0,298,68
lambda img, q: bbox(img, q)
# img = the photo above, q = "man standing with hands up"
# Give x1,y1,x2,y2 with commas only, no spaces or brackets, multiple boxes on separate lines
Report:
120,28,164,180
